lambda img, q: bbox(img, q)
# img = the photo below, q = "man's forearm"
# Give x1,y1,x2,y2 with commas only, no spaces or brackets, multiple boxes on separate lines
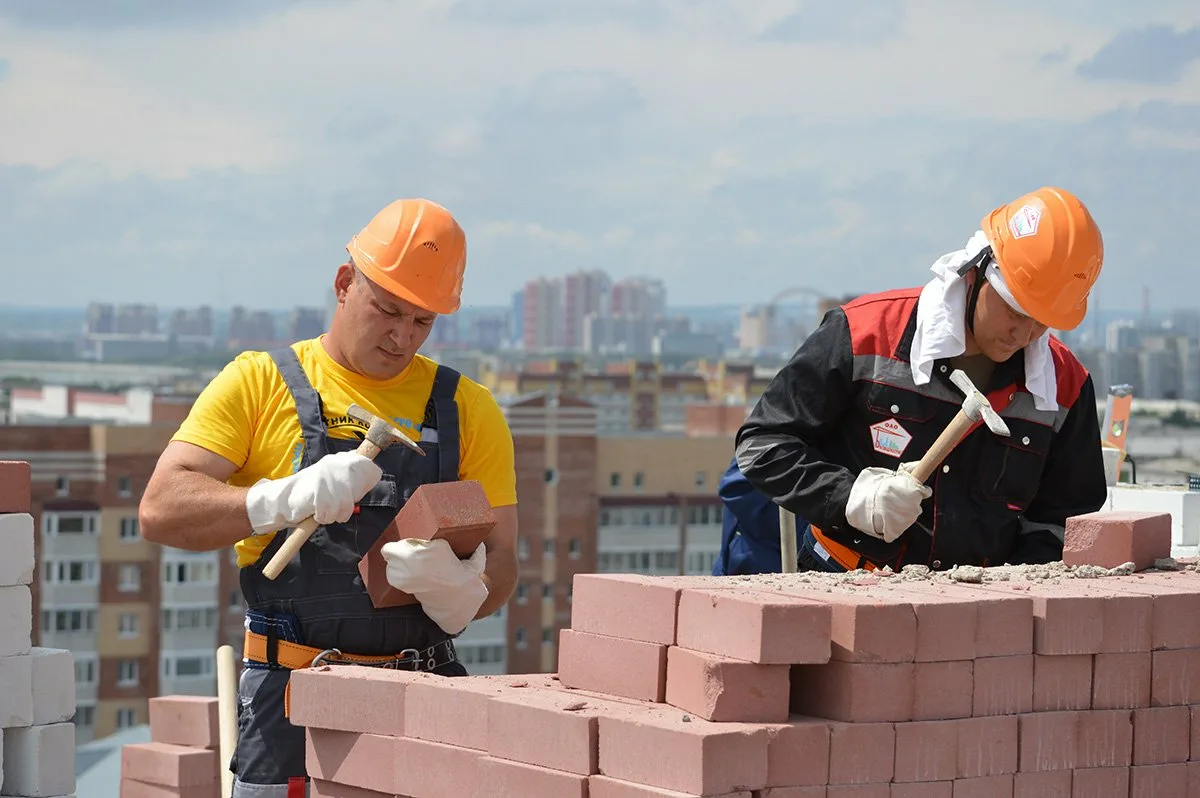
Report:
477,550,517,618
140,470,254,552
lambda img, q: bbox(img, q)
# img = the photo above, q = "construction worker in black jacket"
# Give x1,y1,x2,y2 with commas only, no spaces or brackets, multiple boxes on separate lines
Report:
735,186,1109,573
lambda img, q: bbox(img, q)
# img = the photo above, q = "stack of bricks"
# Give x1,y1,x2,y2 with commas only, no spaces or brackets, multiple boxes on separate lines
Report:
0,461,77,798
120,695,222,796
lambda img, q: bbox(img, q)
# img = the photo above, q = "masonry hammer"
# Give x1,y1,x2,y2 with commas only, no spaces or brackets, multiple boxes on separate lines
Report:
907,369,1010,483
260,404,423,581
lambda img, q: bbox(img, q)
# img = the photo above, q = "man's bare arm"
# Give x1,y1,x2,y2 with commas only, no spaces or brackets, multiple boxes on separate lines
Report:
476,504,518,618
140,441,254,552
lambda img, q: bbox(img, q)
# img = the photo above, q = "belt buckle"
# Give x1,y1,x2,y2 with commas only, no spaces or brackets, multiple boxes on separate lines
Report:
311,648,342,668
393,647,422,671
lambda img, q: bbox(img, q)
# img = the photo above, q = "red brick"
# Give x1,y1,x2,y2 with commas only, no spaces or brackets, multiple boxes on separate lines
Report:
1192,707,1200,760
392,736,485,798
951,775,1012,797
791,661,914,723
1092,652,1151,710
304,729,401,795
148,696,219,750
480,756,588,797
404,672,518,750
359,480,496,608
764,717,830,787
1132,706,1190,765
119,780,219,798
1033,654,1092,712
1064,510,1171,571
120,743,218,787
972,655,1033,717
597,707,770,795
828,722,895,785
288,665,423,737
894,720,958,782
0,461,31,513
899,582,1033,658
665,646,790,722
1151,648,1200,706
893,783,953,798
826,785,890,797
980,583,1103,655
957,716,1018,778
486,687,606,774
570,573,724,645
774,585,917,663
311,781,394,798
1076,709,1133,768
1189,762,1200,796
1070,766,1128,798
558,628,667,702
1129,763,1189,797
1013,770,1071,798
1018,711,1080,772
588,775,755,797
675,587,831,664
875,583,977,662
1100,575,1200,650
914,661,974,721
758,788,827,798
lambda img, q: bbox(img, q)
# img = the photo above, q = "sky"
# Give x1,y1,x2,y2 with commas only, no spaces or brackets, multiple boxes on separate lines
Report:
0,0,1198,315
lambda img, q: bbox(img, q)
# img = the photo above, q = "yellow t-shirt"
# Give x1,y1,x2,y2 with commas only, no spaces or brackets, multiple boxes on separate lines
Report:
171,337,517,568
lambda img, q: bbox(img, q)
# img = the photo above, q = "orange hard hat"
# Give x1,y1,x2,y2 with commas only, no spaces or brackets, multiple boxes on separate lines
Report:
981,186,1103,331
346,198,467,314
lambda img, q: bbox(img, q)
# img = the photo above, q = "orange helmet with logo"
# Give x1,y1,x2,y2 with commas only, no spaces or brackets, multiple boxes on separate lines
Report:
346,198,467,314
981,186,1104,331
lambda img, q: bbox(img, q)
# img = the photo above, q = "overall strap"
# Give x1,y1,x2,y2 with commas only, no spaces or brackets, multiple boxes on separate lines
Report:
422,364,461,483
267,347,328,464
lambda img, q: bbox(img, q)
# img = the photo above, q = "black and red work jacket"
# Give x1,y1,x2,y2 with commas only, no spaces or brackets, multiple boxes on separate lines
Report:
734,287,1108,570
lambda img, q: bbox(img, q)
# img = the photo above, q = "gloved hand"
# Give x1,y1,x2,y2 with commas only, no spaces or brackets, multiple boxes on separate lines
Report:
844,463,932,543
244,451,383,535
380,538,488,635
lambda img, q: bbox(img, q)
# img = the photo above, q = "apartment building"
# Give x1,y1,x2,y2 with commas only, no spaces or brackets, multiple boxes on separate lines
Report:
0,423,239,743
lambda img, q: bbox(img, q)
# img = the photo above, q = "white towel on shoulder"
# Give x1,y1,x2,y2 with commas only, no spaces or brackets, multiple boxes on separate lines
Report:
910,230,1058,411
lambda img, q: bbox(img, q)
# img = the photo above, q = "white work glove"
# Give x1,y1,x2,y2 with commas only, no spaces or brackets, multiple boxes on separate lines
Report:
244,451,383,535
380,538,489,635
844,463,932,543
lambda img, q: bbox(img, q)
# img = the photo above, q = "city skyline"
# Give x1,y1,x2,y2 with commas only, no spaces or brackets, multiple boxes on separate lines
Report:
0,2,1197,310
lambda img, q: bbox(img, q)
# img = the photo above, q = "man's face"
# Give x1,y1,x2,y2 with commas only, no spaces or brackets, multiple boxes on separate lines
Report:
971,278,1048,364
334,265,437,379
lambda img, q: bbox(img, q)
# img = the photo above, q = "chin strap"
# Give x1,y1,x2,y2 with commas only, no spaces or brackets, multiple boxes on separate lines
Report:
956,245,995,337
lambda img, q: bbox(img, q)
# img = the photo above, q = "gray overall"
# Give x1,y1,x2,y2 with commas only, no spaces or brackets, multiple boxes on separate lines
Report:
230,348,469,797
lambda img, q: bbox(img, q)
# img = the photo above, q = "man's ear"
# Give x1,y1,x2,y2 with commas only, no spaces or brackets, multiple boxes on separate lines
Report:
333,262,355,302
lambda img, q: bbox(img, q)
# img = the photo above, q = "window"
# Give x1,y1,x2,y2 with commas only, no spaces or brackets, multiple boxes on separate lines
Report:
118,564,140,593
42,512,98,536
117,476,132,498
568,538,581,558
694,471,706,488
517,537,530,561
43,559,98,585
515,583,527,603
42,609,97,634
542,629,554,645
515,627,527,649
74,657,97,686
120,517,139,541
541,583,553,600
117,660,139,687
544,468,558,485
542,538,555,556
163,654,214,679
54,476,69,497
74,703,96,728
163,559,217,585
162,607,218,631
457,644,505,665
634,471,644,490
116,707,137,729
118,613,139,638
609,472,620,488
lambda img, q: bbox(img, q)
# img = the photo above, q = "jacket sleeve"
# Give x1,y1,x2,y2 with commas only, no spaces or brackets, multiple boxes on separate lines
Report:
734,308,859,533
1007,373,1109,565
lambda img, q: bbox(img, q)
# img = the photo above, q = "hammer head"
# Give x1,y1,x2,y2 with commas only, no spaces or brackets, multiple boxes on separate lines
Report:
948,370,1010,437
347,404,426,456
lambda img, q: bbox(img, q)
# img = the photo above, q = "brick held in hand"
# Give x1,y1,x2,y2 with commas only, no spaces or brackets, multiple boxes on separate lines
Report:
1063,510,1172,571
358,480,496,609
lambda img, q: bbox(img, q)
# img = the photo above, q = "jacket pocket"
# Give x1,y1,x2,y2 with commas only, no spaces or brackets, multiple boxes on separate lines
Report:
863,385,942,424
979,422,1053,510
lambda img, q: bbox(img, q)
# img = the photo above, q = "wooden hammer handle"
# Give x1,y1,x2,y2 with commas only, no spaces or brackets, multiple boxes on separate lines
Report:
260,437,385,580
908,409,976,483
